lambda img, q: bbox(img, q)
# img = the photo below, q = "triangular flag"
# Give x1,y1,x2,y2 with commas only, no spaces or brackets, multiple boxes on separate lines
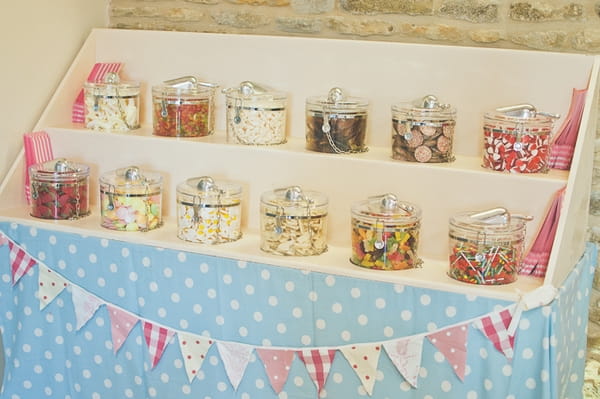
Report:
427,323,469,381
71,285,104,330
473,307,516,360
383,335,424,388
256,348,295,394
142,321,175,369
340,344,382,396
217,341,254,391
107,305,139,354
0,231,7,246
297,349,336,394
178,332,214,382
8,241,37,284
38,264,68,309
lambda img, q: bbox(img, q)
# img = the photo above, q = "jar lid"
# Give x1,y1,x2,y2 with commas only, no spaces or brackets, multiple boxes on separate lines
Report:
177,176,242,204
392,94,456,120
450,207,532,234
484,104,559,125
261,186,328,216
84,72,140,93
352,194,421,224
100,166,162,191
222,81,287,102
29,158,89,181
153,75,218,97
306,87,368,113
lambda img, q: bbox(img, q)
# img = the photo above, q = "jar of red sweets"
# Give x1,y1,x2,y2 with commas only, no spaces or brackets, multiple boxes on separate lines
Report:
152,76,218,137
29,158,90,220
482,104,559,173
448,208,532,285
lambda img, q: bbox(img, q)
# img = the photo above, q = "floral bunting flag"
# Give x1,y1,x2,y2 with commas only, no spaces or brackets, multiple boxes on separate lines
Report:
426,323,469,381
340,344,383,396
256,348,295,394
8,240,37,285
107,305,139,354
473,307,515,360
383,335,424,388
217,341,254,391
142,321,175,369
296,349,336,394
178,332,214,382
71,285,104,331
38,263,68,310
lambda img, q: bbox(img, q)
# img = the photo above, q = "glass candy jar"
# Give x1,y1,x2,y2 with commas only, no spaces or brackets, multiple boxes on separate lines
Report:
306,87,368,153
448,208,532,285
260,186,328,256
223,81,287,145
29,158,90,220
152,76,218,137
84,72,140,131
99,166,163,232
350,194,422,270
482,104,559,173
176,176,242,244
392,95,456,163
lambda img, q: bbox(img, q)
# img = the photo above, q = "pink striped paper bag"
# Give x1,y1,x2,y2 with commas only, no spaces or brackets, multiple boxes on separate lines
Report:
23,131,54,204
549,88,587,170
72,63,122,123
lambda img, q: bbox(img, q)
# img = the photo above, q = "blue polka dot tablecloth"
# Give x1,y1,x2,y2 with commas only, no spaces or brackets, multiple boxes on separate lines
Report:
0,222,596,399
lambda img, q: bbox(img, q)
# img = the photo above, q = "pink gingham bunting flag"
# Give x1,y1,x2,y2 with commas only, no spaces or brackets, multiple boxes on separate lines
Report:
71,285,104,331
217,341,254,391
107,305,139,354
256,348,295,394
72,62,122,123
296,349,336,394
426,323,469,381
142,321,175,369
340,344,382,395
8,240,37,285
178,332,214,382
383,335,424,388
38,264,69,310
473,307,516,360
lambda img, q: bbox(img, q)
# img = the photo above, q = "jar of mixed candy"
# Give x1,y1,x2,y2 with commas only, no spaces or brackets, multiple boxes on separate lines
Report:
152,76,218,137
99,166,163,232
260,186,328,256
306,87,368,154
84,72,140,131
392,95,456,163
482,104,559,173
176,176,242,244
29,158,90,220
223,81,287,145
448,208,532,285
350,194,422,270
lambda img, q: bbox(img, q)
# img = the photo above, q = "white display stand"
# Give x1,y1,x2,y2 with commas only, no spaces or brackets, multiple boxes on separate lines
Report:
0,28,598,301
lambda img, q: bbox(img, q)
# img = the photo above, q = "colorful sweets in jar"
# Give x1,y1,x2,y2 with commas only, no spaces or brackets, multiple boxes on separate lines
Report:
223,81,288,145
99,166,163,232
152,76,218,137
260,186,328,256
84,72,140,131
350,194,422,270
29,158,90,220
392,95,456,163
482,104,559,173
448,207,532,285
306,87,368,154
176,176,242,244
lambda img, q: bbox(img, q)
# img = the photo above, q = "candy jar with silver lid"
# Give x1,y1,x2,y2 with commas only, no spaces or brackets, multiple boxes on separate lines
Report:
448,207,532,285
99,166,163,232
223,81,288,145
152,76,218,137
306,87,369,154
84,72,140,131
392,95,456,163
176,176,242,244
482,104,559,173
260,186,328,256
350,194,422,270
29,158,90,220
